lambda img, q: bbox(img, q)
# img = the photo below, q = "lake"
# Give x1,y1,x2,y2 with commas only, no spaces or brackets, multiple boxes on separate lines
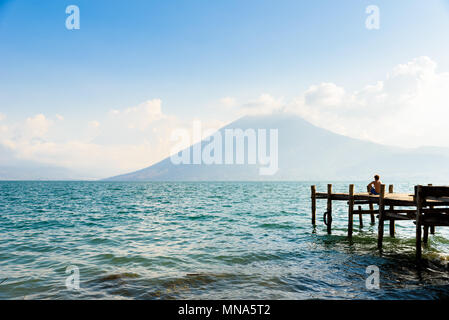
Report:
1,181,449,299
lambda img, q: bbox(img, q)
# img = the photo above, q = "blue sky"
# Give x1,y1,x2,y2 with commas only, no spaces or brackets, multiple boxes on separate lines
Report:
0,0,449,177
1,0,448,119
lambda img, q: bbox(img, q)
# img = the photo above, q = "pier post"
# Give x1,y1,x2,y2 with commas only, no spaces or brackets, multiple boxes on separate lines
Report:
377,184,386,250
416,185,423,260
367,186,375,224
348,184,354,238
358,205,363,228
423,184,430,244
423,224,429,244
327,184,333,234
311,185,316,226
389,185,395,237
428,184,435,235
423,184,431,242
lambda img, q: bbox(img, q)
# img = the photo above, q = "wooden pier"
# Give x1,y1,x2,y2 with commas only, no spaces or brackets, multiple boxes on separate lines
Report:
311,184,449,259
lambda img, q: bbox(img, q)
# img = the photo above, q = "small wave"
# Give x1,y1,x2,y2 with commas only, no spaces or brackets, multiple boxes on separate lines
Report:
186,214,216,221
91,253,150,265
258,223,294,230
98,272,140,282
214,252,286,265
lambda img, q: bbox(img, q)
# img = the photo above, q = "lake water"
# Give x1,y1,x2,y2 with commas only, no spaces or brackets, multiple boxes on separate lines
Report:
1,181,449,300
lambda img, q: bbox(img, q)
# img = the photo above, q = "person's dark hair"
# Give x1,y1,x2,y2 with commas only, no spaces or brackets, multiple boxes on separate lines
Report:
374,174,380,181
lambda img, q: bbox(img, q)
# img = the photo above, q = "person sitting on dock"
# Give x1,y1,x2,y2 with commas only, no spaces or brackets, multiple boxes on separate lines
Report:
367,175,382,195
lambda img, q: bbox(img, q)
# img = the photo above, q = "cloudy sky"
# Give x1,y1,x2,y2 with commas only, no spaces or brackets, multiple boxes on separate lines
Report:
0,0,449,178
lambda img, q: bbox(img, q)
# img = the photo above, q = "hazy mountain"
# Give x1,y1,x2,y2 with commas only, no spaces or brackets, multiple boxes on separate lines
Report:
0,145,90,180
0,166,90,181
105,113,449,182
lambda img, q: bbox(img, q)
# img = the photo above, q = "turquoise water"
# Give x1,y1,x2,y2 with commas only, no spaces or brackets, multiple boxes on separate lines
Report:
1,181,449,300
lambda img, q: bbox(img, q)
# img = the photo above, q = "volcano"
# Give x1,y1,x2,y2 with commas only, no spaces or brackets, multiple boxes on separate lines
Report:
105,113,449,182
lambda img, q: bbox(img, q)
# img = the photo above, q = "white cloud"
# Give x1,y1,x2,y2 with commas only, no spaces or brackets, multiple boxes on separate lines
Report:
0,100,229,178
304,83,346,107
0,113,5,121
111,99,165,131
287,56,449,148
0,101,174,177
390,56,437,78
89,120,100,128
239,93,285,116
220,97,236,108
24,114,53,139
215,93,285,119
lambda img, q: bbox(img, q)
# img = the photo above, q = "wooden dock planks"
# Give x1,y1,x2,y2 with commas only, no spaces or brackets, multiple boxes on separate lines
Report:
315,191,447,207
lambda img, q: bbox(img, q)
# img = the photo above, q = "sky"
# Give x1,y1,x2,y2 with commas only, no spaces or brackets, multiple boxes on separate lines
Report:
0,0,449,178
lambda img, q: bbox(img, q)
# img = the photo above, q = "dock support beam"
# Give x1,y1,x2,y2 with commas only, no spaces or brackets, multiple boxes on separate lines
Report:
377,184,386,250
311,185,316,226
348,184,354,238
367,186,375,224
327,184,333,234
389,185,395,237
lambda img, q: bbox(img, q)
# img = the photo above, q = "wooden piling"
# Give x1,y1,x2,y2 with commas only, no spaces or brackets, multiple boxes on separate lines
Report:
428,184,435,235
423,224,429,244
377,184,386,250
367,186,375,224
327,184,333,234
389,185,395,237
416,185,423,260
311,185,316,226
348,184,354,238
423,184,431,241
358,205,363,228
